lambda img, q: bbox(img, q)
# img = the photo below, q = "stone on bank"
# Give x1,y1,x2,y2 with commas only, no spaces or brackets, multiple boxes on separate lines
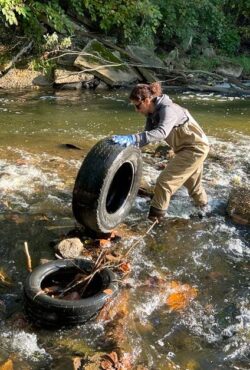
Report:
74,39,140,87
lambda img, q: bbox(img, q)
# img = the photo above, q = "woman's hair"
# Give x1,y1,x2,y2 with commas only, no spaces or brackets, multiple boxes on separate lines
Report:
129,82,162,102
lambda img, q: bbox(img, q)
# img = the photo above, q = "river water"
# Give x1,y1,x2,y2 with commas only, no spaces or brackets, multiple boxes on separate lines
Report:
0,89,249,369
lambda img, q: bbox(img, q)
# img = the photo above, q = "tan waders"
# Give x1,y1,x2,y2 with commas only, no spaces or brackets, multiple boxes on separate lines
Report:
151,112,209,213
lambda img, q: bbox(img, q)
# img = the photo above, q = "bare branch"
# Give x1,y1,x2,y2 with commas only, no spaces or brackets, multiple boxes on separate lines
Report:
24,241,32,273
2,41,33,75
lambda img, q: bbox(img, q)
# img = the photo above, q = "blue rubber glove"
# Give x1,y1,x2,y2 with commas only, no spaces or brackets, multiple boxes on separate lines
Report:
112,135,136,147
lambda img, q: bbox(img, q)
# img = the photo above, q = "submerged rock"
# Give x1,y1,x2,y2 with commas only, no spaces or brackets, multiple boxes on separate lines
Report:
227,186,250,225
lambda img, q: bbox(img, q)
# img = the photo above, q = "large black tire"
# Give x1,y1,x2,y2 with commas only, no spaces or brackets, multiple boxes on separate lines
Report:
72,138,142,233
24,259,118,327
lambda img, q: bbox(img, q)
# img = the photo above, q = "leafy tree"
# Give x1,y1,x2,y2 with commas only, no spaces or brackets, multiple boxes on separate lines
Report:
0,0,247,55
0,0,72,41
223,0,250,47
80,0,162,46
155,0,241,55
0,0,30,26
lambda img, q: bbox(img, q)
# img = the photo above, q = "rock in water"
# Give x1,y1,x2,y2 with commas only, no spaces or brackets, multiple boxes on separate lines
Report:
227,186,250,225
55,238,84,258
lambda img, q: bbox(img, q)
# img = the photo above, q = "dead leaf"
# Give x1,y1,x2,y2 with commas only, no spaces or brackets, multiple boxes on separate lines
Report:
98,239,111,248
104,351,119,365
103,289,113,295
100,352,119,369
119,262,131,273
166,281,198,311
44,285,61,295
100,359,113,370
96,297,114,321
0,359,13,370
97,291,129,322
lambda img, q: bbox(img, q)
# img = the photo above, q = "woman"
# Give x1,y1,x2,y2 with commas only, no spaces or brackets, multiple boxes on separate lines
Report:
112,82,210,220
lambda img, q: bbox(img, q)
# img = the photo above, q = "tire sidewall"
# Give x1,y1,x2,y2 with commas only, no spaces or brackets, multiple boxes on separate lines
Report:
72,139,142,233
24,259,118,326
97,147,142,232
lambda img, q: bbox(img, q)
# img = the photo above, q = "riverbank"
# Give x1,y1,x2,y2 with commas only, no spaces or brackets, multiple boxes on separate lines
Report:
1,21,250,95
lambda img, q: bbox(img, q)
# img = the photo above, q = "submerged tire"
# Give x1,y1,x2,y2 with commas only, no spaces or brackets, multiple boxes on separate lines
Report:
72,138,142,233
24,258,118,327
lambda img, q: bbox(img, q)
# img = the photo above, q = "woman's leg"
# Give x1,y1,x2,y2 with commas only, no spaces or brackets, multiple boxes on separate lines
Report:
183,165,208,206
151,148,208,211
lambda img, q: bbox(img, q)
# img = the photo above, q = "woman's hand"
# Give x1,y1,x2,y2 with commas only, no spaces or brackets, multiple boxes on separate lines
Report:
112,135,136,147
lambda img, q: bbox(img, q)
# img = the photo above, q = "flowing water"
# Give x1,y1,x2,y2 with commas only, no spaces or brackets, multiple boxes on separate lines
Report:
0,88,249,369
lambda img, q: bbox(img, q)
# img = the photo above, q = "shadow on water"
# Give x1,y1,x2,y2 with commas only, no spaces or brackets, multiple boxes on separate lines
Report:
0,89,249,369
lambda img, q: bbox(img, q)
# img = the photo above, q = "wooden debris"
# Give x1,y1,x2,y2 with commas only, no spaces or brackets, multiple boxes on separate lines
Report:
24,241,32,272
0,270,12,287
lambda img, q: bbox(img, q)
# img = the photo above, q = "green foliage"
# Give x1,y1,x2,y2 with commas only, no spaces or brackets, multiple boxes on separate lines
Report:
81,0,162,45
43,32,72,50
0,0,248,57
69,0,85,16
0,0,30,25
189,55,250,75
230,56,250,74
0,0,72,42
156,0,242,55
217,27,241,55
29,57,56,77
189,56,221,72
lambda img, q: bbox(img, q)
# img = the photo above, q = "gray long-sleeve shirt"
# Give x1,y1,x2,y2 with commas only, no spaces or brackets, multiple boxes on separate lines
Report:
134,94,189,147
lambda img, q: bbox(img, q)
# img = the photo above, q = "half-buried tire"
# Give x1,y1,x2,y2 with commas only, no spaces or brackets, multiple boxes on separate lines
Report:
24,258,118,327
72,138,142,233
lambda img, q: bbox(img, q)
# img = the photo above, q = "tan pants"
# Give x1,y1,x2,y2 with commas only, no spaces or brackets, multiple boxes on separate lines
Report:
151,146,209,211
151,148,209,210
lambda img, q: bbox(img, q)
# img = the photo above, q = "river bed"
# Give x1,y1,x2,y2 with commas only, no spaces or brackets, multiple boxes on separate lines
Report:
0,88,249,369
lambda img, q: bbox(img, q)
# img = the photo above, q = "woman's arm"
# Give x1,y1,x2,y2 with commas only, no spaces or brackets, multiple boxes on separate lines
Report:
135,107,179,147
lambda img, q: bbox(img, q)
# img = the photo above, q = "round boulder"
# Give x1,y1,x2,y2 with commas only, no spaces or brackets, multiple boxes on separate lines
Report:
55,238,84,258
227,187,250,225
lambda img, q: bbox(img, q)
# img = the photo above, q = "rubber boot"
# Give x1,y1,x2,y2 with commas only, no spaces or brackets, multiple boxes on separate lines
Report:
148,206,166,221
190,203,211,219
